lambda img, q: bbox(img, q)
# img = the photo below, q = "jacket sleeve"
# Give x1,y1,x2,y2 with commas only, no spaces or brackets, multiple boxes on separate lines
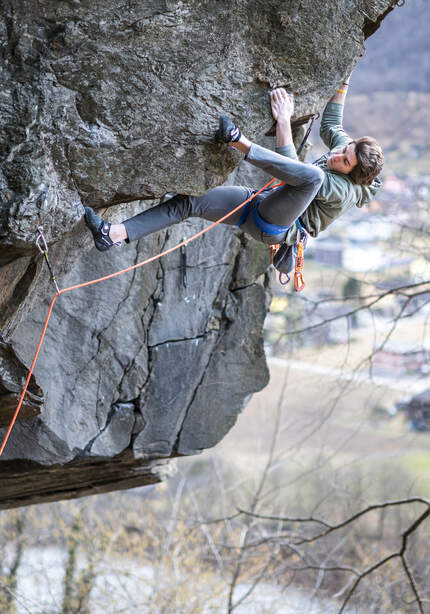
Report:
320,102,351,150
275,144,298,160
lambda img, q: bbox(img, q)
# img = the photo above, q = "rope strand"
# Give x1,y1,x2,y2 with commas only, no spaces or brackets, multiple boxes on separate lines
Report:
0,178,276,456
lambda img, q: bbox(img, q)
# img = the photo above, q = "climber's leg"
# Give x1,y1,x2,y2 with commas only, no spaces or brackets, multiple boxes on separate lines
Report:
216,114,323,228
84,186,254,251
122,187,253,242
85,106,323,251
246,143,324,227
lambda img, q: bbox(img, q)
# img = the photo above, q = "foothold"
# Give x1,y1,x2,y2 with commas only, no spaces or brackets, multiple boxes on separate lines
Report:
279,11,292,27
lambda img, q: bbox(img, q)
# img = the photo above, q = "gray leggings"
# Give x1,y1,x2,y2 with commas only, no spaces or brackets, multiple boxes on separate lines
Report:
123,143,324,245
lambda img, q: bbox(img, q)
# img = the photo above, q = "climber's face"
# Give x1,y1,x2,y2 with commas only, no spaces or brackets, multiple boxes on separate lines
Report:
327,143,357,175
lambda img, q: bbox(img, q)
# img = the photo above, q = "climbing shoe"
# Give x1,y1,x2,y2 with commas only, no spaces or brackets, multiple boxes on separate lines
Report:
84,206,120,252
215,115,242,144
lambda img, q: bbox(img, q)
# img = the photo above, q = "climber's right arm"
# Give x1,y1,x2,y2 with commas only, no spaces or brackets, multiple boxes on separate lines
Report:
271,88,298,160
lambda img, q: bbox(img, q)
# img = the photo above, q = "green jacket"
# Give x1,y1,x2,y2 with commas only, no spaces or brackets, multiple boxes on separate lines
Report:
277,102,382,246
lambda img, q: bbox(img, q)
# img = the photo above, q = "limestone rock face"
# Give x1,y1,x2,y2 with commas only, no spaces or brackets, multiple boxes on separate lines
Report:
0,0,397,508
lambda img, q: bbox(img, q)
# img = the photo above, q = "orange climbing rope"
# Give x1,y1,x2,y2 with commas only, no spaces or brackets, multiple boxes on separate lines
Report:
0,177,277,456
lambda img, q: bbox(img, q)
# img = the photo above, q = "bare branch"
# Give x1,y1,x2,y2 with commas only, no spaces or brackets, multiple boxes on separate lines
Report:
236,497,430,613
401,553,425,614
239,497,430,542
284,280,430,336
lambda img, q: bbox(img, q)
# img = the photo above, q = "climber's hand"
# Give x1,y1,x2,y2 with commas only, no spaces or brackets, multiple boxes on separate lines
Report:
270,88,294,123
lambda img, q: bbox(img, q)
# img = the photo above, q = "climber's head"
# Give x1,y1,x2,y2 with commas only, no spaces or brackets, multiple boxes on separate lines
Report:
349,137,384,185
327,137,384,185
327,143,357,176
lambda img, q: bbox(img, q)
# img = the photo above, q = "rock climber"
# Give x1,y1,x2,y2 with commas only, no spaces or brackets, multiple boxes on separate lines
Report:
84,76,383,253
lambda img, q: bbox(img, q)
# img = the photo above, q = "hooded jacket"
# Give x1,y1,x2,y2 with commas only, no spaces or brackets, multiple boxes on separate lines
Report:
276,101,382,246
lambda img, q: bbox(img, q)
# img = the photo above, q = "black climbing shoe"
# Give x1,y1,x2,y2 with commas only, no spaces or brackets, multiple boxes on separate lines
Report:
159,192,178,205
84,206,119,252
215,115,242,144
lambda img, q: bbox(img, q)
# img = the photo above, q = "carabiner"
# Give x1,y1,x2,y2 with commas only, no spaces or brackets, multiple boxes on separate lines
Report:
35,226,61,294
279,272,291,286
36,226,48,255
294,271,305,292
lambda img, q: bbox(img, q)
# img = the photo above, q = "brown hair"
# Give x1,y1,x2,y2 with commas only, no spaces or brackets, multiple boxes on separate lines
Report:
349,137,384,185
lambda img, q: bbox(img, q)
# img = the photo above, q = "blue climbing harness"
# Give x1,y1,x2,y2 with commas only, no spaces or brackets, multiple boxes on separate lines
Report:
253,202,291,235
236,194,291,235
237,198,291,235
237,112,318,235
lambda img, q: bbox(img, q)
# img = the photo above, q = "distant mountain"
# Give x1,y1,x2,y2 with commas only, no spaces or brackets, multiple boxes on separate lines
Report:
344,92,430,174
354,0,430,94
335,0,430,174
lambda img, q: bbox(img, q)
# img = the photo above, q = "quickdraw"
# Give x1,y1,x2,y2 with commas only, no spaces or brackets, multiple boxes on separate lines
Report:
296,113,319,158
270,218,309,290
180,242,187,288
294,237,306,292
269,113,317,290
291,113,315,292
294,219,308,292
36,226,61,294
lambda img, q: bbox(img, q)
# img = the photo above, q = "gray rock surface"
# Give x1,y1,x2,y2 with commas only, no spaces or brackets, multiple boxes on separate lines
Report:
0,202,271,507
0,0,398,508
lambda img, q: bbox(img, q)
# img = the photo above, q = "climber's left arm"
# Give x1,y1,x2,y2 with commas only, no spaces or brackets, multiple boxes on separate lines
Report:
329,73,350,105
320,74,352,150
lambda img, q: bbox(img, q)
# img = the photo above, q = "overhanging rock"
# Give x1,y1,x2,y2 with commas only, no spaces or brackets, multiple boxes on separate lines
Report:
0,0,399,508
